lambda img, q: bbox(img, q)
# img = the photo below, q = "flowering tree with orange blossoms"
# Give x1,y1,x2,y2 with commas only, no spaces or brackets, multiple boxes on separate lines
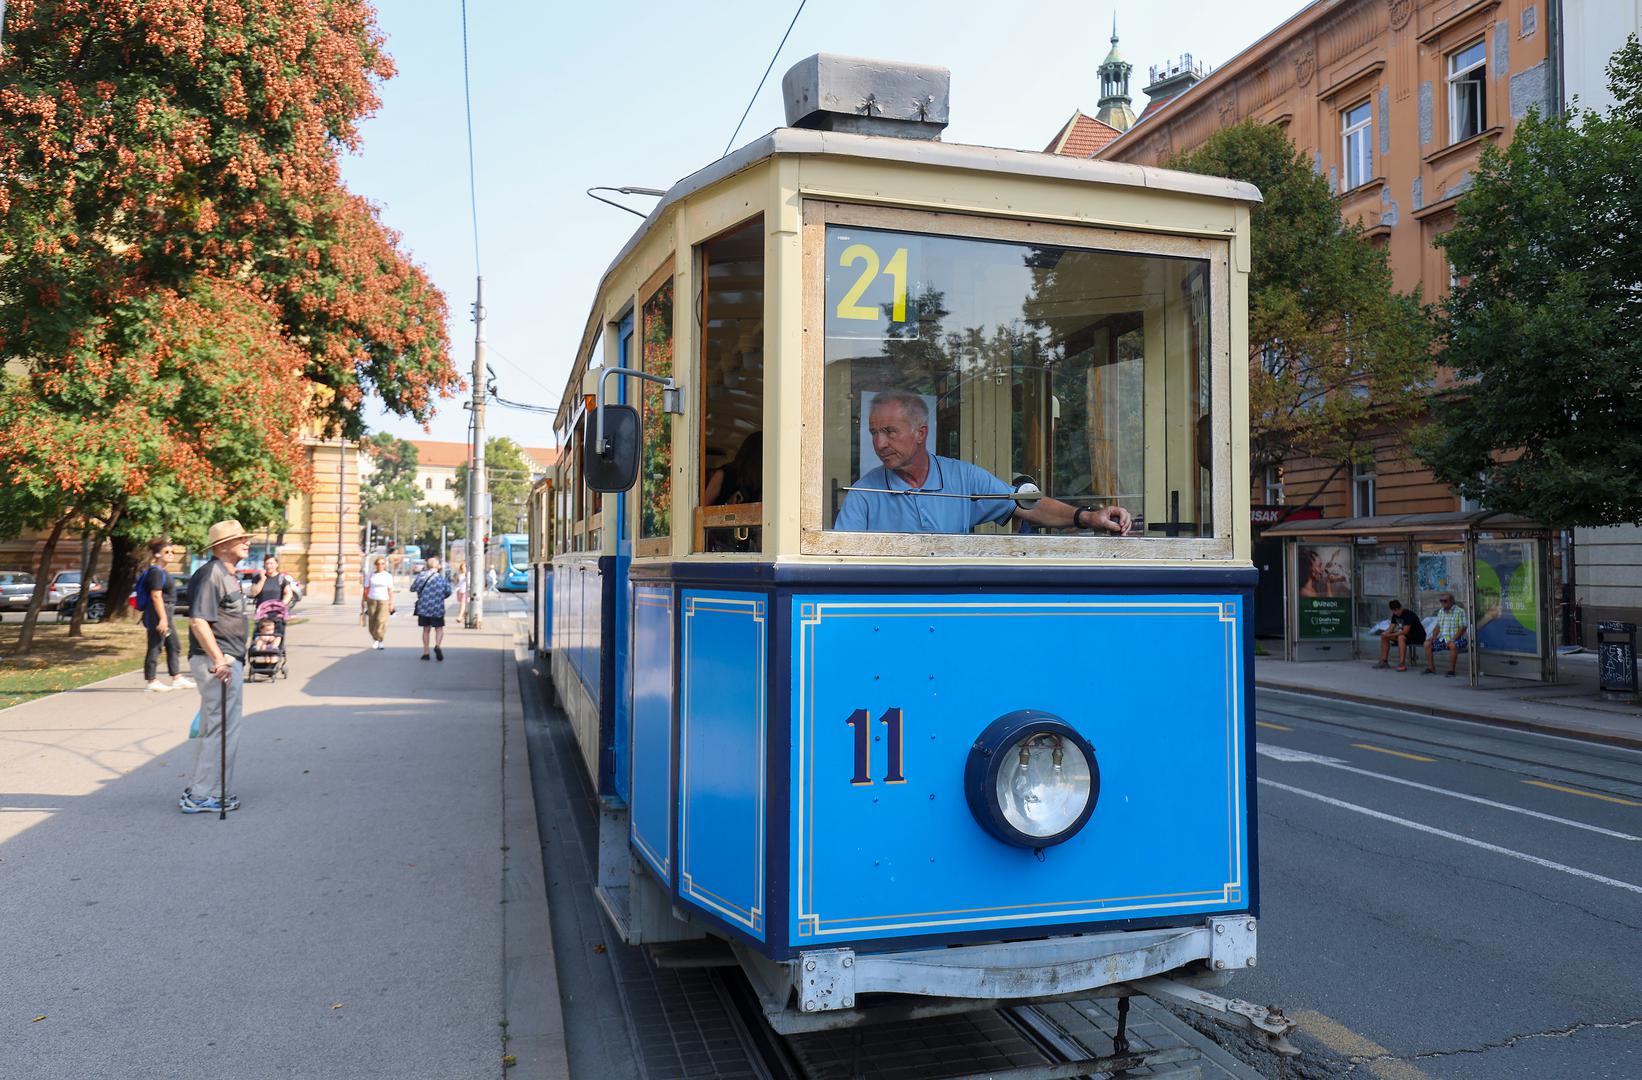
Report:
0,0,456,434
0,279,313,653
0,1,457,645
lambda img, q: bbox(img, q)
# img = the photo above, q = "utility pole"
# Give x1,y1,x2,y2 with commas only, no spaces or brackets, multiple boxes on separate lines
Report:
467,276,488,628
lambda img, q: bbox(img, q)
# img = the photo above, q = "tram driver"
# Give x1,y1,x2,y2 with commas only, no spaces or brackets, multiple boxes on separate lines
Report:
834,390,1133,536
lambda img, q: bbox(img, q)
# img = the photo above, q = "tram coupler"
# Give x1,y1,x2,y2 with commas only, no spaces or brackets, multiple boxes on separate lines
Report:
1134,976,1300,1057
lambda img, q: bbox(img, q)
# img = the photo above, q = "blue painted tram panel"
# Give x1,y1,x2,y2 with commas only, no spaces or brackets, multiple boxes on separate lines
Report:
543,54,1269,1028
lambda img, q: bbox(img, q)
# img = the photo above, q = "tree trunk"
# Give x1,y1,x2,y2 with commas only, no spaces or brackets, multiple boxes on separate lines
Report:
14,515,72,657
68,506,121,637
104,533,140,624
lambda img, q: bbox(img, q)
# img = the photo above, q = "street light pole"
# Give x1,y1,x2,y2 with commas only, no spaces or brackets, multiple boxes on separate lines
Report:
332,435,346,604
467,275,488,629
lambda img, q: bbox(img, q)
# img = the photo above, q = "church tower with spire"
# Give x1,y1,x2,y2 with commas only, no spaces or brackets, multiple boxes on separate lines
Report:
1095,16,1137,132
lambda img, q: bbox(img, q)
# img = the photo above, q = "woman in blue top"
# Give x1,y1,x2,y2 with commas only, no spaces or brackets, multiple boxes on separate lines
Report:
411,555,455,661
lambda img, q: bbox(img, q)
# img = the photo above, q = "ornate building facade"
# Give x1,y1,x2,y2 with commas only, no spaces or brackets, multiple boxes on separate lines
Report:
1085,0,1642,642
1092,0,1555,519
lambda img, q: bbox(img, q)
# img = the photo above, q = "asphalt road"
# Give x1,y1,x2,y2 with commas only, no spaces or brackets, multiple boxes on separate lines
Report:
1232,686,1642,1079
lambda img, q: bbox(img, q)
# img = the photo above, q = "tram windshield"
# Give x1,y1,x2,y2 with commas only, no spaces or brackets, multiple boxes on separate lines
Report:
821,224,1214,540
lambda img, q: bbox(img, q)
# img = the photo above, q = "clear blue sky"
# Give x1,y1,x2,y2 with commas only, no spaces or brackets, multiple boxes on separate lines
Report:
341,0,1309,451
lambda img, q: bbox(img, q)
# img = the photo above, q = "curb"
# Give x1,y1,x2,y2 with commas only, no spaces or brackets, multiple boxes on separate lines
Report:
1255,680,1642,752
502,630,571,1079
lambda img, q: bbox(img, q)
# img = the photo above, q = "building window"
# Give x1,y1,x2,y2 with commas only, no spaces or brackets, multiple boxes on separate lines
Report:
1352,460,1377,516
1341,100,1373,190
425,476,433,490
1448,40,1486,143
1263,465,1285,506
444,477,454,490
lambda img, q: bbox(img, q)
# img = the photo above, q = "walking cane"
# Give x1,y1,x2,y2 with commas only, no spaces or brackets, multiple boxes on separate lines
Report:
219,667,229,821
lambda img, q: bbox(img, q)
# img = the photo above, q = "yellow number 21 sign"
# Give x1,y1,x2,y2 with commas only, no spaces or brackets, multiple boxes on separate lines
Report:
835,243,909,323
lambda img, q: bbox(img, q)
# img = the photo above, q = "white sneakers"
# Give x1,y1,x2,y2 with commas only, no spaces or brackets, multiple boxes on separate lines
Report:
145,680,172,692
173,675,197,690
372,640,385,650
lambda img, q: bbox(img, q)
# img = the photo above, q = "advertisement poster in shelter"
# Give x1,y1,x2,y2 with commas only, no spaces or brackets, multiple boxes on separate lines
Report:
1295,543,1352,640
1476,540,1540,657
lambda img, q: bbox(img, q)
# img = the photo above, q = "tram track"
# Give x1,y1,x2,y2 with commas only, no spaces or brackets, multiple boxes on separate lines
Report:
1255,697,1642,796
720,976,1209,1080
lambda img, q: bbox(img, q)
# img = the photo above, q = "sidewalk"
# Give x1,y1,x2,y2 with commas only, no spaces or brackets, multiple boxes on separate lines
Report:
0,604,566,1080
1256,647,1642,748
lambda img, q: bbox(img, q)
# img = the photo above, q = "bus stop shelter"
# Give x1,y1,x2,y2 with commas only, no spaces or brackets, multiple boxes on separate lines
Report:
1263,511,1559,686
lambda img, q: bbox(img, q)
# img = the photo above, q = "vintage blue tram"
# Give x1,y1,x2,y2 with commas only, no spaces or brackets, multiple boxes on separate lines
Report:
533,55,1286,1045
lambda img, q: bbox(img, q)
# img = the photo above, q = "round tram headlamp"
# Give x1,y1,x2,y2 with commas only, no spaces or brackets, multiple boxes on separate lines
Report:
964,711,1099,850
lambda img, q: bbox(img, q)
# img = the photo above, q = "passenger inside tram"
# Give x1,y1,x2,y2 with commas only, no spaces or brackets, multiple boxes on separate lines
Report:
833,390,1130,535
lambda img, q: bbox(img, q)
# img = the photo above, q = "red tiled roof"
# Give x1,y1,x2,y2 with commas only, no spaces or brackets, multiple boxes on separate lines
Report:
407,439,469,468
405,439,559,470
1043,111,1123,158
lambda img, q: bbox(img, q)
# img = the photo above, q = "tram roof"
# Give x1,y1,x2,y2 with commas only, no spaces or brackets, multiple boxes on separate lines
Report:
600,127,1263,288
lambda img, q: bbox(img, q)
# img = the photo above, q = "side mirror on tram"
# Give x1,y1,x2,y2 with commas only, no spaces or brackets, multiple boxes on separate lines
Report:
585,404,640,493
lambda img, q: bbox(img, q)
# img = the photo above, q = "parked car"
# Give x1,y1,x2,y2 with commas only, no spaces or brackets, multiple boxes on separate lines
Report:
57,588,110,623
47,570,92,610
0,571,37,614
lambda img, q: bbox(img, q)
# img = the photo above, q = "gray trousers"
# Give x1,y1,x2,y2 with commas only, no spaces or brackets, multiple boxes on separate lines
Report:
189,655,244,800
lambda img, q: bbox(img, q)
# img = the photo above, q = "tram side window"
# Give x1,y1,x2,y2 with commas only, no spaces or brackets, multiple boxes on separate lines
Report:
821,225,1212,541
696,218,764,553
639,273,674,547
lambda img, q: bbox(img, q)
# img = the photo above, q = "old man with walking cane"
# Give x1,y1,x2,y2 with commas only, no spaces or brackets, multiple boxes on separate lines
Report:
180,520,252,815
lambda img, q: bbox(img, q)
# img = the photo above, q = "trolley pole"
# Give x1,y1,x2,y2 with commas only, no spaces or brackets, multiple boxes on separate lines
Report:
467,275,488,629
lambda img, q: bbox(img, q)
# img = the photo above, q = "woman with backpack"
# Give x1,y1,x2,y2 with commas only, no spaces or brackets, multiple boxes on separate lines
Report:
141,537,196,693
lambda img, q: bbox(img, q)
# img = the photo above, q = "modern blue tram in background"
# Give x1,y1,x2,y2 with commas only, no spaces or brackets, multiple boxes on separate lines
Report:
489,533,529,592
530,55,1291,1052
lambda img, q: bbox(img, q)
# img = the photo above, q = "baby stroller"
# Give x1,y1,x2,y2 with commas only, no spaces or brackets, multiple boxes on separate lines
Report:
248,600,289,681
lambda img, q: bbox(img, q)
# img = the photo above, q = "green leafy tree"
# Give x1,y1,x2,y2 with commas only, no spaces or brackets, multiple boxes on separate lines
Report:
410,504,466,555
1421,38,1642,525
361,433,422,512
1167,122,1436,493
454,437,534,538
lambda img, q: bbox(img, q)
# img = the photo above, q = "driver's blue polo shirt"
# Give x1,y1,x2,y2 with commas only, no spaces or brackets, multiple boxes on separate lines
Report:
833,455,1017,533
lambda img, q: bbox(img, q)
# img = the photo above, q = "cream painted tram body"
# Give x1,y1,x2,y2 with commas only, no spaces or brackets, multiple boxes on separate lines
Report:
531,57,1270,1034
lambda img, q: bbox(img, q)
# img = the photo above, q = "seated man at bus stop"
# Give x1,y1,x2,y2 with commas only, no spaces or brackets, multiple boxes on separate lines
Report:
1372,599,1426,671
1424,592,1470,677
833,391,1132,536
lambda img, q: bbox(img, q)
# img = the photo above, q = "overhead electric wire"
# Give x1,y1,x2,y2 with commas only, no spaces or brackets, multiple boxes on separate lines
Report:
486,344,559,397
489,391,557,415
459,0,482,275
723,0,807,156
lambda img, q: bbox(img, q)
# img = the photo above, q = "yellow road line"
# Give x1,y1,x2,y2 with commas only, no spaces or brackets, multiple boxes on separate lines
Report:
1256,720,1291,731
1524,780,1642,807
1292,1010,1438,1080
1353,743,1436,763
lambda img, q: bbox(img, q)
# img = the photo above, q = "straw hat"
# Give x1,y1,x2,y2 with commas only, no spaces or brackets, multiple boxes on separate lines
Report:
206,519,251,548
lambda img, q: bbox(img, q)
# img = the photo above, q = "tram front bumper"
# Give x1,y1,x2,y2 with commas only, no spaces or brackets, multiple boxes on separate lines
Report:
790,914,1256,1013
